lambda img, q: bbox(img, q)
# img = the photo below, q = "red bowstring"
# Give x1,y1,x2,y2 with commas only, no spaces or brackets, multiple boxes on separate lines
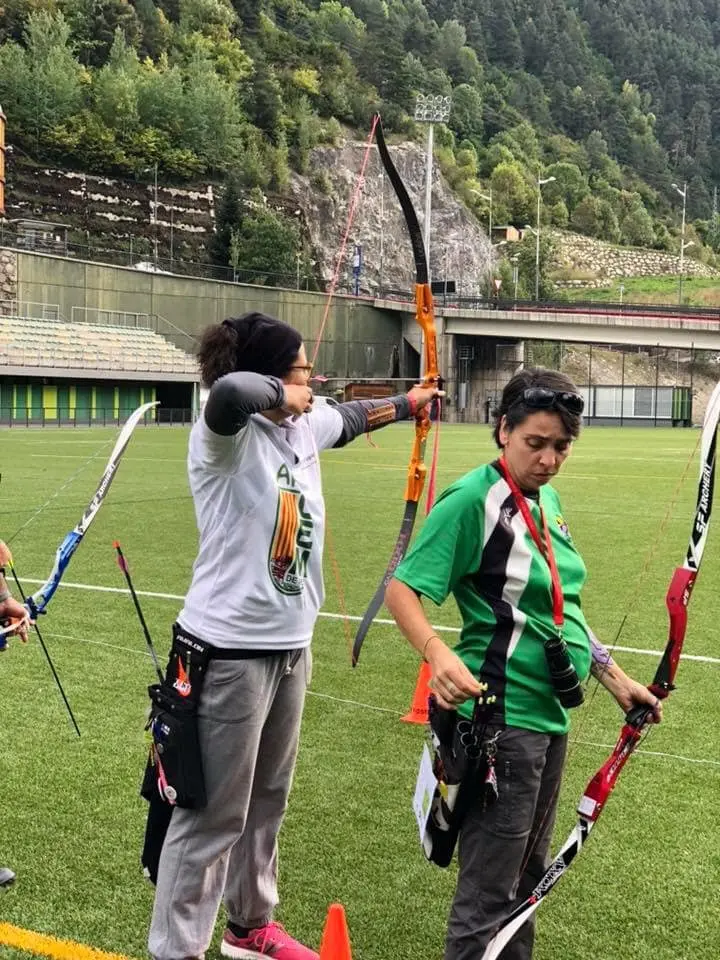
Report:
310,114,380,370
425,397,441,513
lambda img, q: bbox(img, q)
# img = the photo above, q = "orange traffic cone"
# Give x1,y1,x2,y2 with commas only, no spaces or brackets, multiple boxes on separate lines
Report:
319,902,353,960
401,660,432,724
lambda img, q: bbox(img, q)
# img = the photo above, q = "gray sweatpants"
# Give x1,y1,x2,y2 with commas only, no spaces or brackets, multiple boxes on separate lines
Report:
445,726,567,960
148,647,311,960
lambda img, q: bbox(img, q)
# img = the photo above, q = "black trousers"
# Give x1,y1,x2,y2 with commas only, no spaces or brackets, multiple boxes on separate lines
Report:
445,727,568,960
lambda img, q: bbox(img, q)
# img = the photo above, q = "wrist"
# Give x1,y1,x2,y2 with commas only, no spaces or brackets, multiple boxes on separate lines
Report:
596,662,625,695
407,391,418,417
421,633,441,662
0,588,10,604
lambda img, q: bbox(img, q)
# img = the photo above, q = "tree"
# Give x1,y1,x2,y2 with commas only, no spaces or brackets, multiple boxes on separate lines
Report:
585,130,609,170
597,199,620,243
209,176,241,266
490,161,534,225
134,0,171,59
63,0,140,66
241,56,283,141
570,196,601,237
514,232,555,299
618,192,655,246
0,0,57,44
93,30,140,136
544,162,588,213
450,84,483,144
136,56,186,141
181,52,244,168
230,191,301,281
549,200,569,228
706,214,720,253
0,11,85,147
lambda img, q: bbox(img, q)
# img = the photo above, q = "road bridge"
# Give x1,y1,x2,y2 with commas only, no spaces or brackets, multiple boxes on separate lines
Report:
377,296,720,352
374,295,720,423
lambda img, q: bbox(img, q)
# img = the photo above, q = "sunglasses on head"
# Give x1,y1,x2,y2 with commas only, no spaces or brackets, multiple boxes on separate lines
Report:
519,387,585,415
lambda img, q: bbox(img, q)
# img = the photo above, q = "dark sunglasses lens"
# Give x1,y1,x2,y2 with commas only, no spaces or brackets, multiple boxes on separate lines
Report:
522,388,584,414
559,392,584,414
523,388,555,407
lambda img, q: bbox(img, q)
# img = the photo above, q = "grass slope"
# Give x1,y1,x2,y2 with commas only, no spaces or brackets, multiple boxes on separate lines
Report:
563,275,720,307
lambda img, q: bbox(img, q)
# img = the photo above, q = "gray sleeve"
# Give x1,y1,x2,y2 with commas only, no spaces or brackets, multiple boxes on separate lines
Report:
203,372,286,436
332,394,413,448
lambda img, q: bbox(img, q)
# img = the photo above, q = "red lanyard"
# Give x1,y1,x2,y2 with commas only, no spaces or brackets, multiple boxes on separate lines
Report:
497,457,564,630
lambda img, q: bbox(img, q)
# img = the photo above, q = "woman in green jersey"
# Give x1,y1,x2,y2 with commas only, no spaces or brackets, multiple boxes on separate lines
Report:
385,367,661,960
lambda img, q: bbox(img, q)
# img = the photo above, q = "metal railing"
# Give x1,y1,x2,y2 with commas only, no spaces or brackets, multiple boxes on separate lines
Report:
0,298,63,320
0,228,320,290
0,406,193,427
70,306,154,329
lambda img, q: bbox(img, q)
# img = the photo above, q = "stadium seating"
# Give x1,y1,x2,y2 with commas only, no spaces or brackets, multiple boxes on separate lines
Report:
0,314,197,375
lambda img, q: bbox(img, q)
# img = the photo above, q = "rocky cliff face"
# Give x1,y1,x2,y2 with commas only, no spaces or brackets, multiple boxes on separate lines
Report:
290,136,495,296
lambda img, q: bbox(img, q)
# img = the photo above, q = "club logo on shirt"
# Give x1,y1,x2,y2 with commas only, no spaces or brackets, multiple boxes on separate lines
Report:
501,505,514,526
268,464,314,595
555,514,571,541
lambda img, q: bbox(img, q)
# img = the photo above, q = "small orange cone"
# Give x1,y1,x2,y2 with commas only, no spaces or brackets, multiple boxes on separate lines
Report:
319,902,353,960
401,661,432,724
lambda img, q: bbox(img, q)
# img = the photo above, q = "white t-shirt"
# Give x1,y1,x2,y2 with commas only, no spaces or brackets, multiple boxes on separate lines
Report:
177,405,343,649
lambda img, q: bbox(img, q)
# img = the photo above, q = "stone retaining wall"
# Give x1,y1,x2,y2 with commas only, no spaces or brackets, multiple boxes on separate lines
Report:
553,231,718,280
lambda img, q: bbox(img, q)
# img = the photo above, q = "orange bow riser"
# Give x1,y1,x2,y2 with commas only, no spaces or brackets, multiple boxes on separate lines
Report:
352,115,441,665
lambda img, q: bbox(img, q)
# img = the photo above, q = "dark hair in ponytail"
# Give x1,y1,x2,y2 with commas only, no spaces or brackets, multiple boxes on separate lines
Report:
198,312,303,388
198,323,237,387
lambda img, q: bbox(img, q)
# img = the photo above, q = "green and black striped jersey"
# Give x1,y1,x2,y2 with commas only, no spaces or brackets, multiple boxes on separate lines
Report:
395,460,592,735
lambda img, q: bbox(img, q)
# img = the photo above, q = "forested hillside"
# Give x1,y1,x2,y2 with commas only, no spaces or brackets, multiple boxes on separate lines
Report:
1,0,720,272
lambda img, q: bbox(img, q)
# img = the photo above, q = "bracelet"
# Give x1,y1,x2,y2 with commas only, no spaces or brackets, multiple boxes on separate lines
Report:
421,634,440,661
407,392,418,417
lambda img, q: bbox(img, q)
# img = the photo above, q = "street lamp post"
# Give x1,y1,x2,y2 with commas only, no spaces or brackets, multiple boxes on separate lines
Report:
672,181,687,304
414,93,452,279
152,161,159,266
535,175,556,300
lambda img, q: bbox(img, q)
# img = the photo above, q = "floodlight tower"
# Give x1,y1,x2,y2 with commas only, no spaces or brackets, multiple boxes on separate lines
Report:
414,93,452,280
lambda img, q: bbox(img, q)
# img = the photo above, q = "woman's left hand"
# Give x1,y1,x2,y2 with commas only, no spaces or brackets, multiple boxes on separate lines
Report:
408,384,445,412
0,598,31,644
613,677,663,723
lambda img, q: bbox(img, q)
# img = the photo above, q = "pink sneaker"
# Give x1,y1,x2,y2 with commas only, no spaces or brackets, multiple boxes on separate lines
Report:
220,922,319,960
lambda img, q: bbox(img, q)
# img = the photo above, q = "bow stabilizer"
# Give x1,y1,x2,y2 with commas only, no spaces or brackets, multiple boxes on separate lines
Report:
352,115,440,666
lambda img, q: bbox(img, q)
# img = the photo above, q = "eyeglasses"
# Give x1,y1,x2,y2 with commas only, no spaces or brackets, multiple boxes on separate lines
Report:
519,387,584,415
290,364,313,375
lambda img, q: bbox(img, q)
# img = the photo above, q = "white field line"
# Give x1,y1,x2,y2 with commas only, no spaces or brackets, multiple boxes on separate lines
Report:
22,578,720,666
37,628,720,769
29,453,186,463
